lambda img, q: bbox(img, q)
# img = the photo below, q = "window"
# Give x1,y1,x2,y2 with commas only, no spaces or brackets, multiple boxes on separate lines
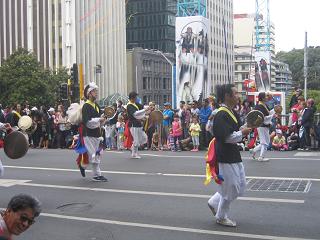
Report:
163,78,167,89
148,77,152,89
143,96,147,104
143,77,147,89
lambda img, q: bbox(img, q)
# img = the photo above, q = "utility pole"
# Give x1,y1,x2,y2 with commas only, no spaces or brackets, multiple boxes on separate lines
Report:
304,32,308,99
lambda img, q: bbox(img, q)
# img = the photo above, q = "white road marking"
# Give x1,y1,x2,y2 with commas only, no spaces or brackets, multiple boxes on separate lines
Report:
140,153,203,158
4,165,320,182
0,181,303,204
294,152,320,157
243,157,320,161
0,179,31,187
0,209,313,240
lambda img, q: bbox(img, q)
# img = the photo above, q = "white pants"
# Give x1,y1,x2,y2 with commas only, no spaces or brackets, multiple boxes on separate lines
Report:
83,137,102,177
130,127,147,155
0,159,4,177
253,127,270,158
208,162,246,220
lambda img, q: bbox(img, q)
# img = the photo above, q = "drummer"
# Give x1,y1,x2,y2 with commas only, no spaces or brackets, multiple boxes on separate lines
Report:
127,91,150,158
250,92,275,162
6,104,23,129
0,122,11,177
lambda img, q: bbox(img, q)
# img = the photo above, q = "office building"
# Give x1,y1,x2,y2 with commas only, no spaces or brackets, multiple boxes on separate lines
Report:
126,0,177,53
0,0,127,99
127,48,174,106
207,0,234,92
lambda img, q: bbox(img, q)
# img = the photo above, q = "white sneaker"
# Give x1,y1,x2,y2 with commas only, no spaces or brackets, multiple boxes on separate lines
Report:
257,157,269,162
249,149,256,160
131,154,141,159
216,217,237,227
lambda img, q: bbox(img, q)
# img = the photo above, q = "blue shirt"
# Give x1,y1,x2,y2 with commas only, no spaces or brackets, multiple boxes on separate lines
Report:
199,106,212,124
163,109,174,126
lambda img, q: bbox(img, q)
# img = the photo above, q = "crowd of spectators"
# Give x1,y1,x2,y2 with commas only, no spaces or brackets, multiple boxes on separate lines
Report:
1,88,319,153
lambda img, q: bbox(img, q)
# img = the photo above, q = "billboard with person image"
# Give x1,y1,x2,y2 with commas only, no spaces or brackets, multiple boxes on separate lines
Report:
175,16,209,105
254,51,271,92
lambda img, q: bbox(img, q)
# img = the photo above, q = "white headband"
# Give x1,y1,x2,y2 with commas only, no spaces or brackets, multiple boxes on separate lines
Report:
87,82,98,95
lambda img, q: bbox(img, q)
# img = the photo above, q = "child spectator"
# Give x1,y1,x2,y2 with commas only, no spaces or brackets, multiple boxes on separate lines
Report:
116,115,125,150
189,116,201,151
104,122,112,150
272,129,288,151
172,115,183,151
167,128,175,151
151,132,160,151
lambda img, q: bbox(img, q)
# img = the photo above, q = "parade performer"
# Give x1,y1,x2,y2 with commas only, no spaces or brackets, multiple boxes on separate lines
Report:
250,92,275,162
0,122,11,177
126,91,149,158
80,82,108,182
206,84,251,227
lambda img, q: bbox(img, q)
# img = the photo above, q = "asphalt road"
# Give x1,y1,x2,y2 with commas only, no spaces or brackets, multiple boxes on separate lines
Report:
0,148,320,240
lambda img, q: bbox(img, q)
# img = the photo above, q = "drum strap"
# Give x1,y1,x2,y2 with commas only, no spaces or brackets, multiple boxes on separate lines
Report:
218,106,238,124
127,102,139,110
85,100,99,113
258,101,269,114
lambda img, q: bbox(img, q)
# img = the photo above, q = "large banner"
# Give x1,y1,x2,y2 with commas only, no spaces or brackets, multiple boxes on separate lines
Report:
175,16,209,105
254,51,271,92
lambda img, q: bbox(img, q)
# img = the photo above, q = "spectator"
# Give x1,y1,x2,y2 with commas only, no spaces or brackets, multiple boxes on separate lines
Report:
299,99,315,150
172,115,183,151
145,102,156,149
189,116,201,151
0,194,41,239
198,99,212,148
116,115,125,150
289,88,302,109
240,100,252,125
272,129,288,151
151,132,160,151
162,102,174,147
190,100,199,116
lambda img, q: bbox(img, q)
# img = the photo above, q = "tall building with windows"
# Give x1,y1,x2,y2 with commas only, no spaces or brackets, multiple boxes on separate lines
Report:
127,48,174,106
126,0,177,53
74,0,127,98
0,0,127,99
0,0,51,67
274,60,292,93
234,13,278,94
207,0,234,92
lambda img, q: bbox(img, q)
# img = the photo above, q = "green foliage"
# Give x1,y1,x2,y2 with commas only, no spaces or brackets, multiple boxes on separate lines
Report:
307,90,320,113
286,90,320,113
0,48,69,107
276,47,320,89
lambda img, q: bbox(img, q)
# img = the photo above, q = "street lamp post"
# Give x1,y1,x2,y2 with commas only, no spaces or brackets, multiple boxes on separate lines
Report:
155,50,176,109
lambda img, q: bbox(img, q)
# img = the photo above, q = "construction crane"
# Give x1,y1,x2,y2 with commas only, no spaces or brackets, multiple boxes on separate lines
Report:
255,0,271,51
177,0,206,17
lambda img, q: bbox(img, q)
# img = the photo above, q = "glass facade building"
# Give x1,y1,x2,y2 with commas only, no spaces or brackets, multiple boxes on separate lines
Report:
126,0,177,53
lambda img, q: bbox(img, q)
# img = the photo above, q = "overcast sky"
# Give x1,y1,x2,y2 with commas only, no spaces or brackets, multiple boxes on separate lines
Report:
233,0,320,52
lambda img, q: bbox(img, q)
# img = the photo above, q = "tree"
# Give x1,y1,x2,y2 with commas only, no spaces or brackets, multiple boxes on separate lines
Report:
0,48,68,107
277,47,320,90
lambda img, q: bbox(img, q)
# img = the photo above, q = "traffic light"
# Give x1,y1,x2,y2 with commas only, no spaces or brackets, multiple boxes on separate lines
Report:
70,63,78,84
59,83,68,100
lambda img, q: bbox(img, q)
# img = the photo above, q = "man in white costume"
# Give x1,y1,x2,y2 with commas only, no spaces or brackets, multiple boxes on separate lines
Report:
207,84,251,227
250,92,275,162
126,91,149,159
81,82,108,182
